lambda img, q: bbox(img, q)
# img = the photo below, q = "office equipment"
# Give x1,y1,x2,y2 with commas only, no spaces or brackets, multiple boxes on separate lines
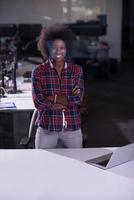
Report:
85,143,134,169
18,24,42,39
0,35,19,94
67,15,107,36
0,102,16,109
0,24,17,37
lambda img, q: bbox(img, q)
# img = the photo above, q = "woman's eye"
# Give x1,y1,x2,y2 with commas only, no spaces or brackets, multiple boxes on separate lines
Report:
61,47,65,50
52,46,65,51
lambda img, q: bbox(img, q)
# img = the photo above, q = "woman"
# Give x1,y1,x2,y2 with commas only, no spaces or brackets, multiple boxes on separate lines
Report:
32,24,85,149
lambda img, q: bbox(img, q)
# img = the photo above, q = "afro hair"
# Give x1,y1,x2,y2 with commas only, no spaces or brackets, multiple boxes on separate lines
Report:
37,23,76,57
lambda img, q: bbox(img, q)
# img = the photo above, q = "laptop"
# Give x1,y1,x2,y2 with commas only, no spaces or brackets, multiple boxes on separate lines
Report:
85,143,134,169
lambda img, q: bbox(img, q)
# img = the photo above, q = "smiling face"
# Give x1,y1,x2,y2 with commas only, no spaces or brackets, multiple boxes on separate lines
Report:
49,39,67,62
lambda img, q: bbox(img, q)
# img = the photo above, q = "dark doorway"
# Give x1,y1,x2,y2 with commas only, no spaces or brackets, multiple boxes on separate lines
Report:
122,0,134,61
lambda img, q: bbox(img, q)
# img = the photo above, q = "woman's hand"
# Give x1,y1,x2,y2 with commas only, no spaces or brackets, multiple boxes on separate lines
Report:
46,96,54,101
52,103,66,110
72,85,80,95
46,85,80,108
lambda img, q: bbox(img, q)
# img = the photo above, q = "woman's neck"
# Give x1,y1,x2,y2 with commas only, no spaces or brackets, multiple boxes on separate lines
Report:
54,60,65,70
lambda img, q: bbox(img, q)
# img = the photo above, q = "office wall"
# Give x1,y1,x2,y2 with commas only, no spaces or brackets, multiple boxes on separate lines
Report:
101,0,122,61
0,0,63,25
0,0,122,60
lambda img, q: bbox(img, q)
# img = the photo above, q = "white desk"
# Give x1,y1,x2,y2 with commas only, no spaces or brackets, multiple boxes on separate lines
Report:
0,149,134,200
108,159,134,179
0,90,34,111
0,88,35,148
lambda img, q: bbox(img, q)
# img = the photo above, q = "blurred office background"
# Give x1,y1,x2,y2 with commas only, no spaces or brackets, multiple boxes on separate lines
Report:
0,0,134,148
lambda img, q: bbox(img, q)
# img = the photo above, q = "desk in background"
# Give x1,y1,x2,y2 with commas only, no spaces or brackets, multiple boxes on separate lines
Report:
0,85,35,148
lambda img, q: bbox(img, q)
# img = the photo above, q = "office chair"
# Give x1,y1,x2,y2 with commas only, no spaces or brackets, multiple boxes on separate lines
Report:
20,109,38,148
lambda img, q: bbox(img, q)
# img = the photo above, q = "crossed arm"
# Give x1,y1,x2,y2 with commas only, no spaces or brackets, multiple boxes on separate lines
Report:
47,86,80,110
32,66,84,110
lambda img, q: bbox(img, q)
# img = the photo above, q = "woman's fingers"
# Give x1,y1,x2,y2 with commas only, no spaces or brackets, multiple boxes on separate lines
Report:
74,88,80,95
72,86,80,95
53,103,66,110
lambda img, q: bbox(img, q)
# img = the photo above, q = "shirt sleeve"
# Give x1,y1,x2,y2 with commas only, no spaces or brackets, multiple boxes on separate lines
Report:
31,67,53,110
67,65,85,108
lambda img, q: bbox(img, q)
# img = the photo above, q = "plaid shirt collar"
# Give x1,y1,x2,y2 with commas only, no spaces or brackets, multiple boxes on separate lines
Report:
48,58,68,69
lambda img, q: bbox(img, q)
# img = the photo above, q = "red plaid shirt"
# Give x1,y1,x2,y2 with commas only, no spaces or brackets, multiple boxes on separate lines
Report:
32,59,84,131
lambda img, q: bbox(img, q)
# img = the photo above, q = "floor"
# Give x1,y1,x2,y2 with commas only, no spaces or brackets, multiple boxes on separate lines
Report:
0,60,134,148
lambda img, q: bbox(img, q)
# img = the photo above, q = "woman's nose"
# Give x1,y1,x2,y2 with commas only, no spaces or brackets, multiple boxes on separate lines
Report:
55,48,61,54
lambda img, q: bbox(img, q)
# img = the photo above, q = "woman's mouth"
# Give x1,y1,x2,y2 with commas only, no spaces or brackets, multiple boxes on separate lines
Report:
55,55,62,58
